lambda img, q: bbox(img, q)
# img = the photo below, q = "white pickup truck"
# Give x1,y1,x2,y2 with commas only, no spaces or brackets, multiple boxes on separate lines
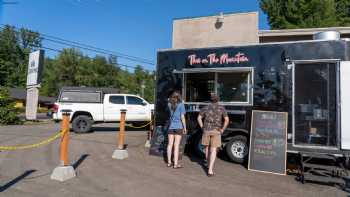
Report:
52,87,154,133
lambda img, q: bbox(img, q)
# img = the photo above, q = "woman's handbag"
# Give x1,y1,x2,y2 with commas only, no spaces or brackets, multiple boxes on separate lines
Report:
149,103,179,156
164,103,178,132
178,133,189,160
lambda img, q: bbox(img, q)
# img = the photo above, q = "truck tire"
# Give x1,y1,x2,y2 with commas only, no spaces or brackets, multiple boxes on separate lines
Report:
72,115,92,133
225,135,248,164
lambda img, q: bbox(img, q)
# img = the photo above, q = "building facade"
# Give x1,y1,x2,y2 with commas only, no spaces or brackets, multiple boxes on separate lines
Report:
172,11,350,49
172,12,259,49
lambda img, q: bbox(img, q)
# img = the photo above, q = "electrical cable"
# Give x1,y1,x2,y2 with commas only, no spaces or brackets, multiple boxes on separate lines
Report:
40,33,154,63
0,25,154,71
0,24,155,66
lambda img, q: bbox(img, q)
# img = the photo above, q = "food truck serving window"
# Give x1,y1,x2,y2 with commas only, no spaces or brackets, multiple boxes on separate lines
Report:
217,72,249,103
175,67,253,105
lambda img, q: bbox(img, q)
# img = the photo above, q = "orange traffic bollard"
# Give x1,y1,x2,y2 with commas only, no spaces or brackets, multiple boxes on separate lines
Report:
150,110,154,140
60,110,71,166
51,109,76,182
145,110,154,148
112,109,128,159
117,109,127,150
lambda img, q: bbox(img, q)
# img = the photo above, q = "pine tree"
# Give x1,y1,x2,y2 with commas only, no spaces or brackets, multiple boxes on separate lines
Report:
260,0,350,29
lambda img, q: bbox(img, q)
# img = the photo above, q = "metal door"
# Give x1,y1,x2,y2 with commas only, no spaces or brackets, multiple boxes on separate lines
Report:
341,61,350,150
292,61,338,148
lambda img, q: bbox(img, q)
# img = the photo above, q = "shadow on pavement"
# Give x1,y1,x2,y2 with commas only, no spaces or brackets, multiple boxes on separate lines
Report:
73,154,90,170
94,126,147,132
0,170,36,192
187,149,248,176
68,127,146,134
187,153,208,175
70,137,115,145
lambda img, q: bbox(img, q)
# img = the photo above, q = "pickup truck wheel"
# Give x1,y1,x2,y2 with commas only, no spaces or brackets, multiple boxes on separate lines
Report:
72,115,92,133
225,135,248,164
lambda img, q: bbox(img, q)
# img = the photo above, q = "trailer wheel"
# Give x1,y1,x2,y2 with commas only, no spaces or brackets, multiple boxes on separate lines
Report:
72,115,92,133
225,135,248,164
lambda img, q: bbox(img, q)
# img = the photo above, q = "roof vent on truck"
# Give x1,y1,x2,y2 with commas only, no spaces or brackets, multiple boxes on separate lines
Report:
313,31,340,41
60,86,120,94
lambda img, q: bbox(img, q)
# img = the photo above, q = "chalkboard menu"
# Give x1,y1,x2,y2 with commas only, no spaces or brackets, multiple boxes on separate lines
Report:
149,126,187,159
149,126,167,156
248,110,288,175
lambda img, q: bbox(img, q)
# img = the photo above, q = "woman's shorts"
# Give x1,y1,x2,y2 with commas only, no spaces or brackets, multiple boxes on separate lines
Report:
168,129,183,135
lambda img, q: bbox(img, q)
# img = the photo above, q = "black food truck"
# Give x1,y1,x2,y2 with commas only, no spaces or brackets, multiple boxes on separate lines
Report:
154,36,350,177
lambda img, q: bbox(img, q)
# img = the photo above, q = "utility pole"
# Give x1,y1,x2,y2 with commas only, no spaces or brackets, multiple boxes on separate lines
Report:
141,80,145,98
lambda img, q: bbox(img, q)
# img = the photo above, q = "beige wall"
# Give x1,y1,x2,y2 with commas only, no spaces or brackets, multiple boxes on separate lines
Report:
172,12,259,49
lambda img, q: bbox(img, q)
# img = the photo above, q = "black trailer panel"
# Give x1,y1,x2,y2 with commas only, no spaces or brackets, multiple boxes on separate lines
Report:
155,40,350,156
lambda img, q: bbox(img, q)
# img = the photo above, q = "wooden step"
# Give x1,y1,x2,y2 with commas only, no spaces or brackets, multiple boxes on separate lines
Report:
303,173,345,185
303,163,346,172
300,152,337,161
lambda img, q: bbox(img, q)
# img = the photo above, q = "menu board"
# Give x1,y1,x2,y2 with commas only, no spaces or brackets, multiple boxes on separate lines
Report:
149,126,167,156
149,126,187,159
248,110,288,175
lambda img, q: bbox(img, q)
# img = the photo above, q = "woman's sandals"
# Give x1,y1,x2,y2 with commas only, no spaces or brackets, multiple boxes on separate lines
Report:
207,172,215,177
173,164,183,169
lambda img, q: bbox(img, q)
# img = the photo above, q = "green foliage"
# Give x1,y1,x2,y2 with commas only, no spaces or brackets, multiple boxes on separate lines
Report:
0,87,21,125
260,0,350,29
0,25,156,111
133,65,155,102
40,49,155,102
0,25,41,87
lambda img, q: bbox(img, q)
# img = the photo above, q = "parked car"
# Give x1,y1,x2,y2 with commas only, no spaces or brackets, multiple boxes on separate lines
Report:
53,87,154,133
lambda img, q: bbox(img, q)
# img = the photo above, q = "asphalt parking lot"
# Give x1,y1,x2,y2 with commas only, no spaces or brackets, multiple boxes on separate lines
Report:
0,122,347,197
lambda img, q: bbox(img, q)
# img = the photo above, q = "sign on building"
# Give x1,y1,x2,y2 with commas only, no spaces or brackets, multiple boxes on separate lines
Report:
26,50,44,86
26,50,44,120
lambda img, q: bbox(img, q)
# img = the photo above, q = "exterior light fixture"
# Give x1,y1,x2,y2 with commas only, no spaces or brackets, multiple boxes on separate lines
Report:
215,12,224,29
217,12,224,24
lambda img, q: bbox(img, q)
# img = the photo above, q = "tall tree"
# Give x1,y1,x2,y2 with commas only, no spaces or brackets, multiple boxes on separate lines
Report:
260,0,350,29
0,25,41,87
0,26,155,103
56,48,82,86
40,57,60,97
41,49,127,98
133,65,155,102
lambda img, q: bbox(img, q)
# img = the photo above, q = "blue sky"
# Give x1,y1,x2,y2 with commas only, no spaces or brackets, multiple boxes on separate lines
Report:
1,0,269,71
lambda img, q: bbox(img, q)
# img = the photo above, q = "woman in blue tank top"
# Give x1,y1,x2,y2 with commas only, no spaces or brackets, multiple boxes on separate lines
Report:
167,91,187,169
